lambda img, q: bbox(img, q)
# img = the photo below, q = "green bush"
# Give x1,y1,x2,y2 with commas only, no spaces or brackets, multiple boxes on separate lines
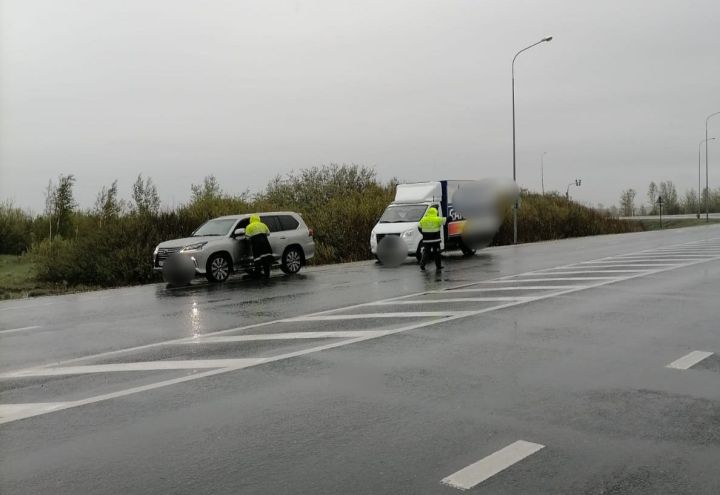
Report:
0,202,33,254
492,192,641,245
16,167,643,290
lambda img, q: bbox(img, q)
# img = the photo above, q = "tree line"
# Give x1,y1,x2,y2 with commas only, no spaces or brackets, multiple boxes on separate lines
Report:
618,181,720,217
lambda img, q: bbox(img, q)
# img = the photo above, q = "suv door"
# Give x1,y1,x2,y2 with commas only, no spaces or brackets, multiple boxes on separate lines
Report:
259,215,282,258
232,217,251,268
276,214,303,248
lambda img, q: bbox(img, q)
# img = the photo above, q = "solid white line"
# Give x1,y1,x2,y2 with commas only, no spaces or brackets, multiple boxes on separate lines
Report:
371,297,531,304
186,331,391,342
0,359,266,378
441,440,545,490
0,325,41,334
0,403,72,422
666,351,714,370
281,312,472,321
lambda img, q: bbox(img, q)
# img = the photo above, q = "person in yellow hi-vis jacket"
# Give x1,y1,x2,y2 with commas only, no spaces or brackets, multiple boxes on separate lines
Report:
417,207,446,271
245,215,274,278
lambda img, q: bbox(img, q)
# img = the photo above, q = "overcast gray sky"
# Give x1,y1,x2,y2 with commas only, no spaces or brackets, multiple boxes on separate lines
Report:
1,0,719,212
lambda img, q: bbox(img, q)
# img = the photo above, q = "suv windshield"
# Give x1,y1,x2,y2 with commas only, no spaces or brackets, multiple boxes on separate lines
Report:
192,218,237,236
379,205,429,223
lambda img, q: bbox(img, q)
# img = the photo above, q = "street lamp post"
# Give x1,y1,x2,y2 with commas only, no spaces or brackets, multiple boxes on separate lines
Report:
706,111,720,221
541,151,548,195
512,36,553,244
699,137,716,219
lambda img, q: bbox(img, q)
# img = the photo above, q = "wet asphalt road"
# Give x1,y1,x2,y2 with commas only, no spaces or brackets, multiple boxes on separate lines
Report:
2,225,720,494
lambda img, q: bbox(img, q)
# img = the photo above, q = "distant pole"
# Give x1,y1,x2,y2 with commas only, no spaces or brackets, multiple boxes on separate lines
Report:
566,179,581,200
706,111,720,221
541,151,547,195
657,195,663,228
699,137,716,219
512,36,553,244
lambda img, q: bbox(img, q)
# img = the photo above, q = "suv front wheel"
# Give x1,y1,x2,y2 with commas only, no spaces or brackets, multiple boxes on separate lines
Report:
206,253,231,283
281,246,304,274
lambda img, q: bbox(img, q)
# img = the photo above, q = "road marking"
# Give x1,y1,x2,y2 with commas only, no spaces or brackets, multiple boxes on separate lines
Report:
0,302,54,312
444,286,587,292
441,440,545,490
2,238,719,424
666,351,714,370
281,312,473,322
0,325,41,334
371,297,531,304
577,263,676,267
185,331,391,342
536,270,647,274
487,277,618,282
0,402,72,422
0,359,266,378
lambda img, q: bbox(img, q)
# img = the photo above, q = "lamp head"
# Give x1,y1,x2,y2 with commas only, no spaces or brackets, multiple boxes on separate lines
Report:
542,36,553,42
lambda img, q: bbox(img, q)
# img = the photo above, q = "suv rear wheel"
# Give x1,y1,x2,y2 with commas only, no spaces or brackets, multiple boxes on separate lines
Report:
281,246,304,274
206,253,231,283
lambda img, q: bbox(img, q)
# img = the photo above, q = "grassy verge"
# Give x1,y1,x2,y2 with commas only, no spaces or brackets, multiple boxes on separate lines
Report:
0,255,97,300
634,218,720,231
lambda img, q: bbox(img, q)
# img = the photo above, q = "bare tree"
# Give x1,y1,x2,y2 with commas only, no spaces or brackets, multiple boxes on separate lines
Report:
619,188,636,217
131,174,160,215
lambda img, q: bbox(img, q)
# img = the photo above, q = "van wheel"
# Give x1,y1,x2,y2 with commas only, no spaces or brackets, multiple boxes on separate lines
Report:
206,254,231,283
281,246,304,274
460,243,476,257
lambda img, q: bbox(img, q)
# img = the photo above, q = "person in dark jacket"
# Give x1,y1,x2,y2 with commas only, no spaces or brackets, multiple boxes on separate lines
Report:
418,207,446,271
245,215,274,278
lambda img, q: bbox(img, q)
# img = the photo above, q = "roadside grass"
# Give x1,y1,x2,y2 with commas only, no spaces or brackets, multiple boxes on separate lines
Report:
633,218,720,231
0,254,96,300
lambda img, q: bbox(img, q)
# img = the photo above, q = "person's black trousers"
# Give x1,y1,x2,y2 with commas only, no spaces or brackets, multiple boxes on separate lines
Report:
421,242,442,269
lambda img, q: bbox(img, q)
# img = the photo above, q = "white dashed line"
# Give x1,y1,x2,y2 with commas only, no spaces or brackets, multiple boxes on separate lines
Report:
666,351,714,370
487,277,618,282
441,440,545,490
0,326,41,334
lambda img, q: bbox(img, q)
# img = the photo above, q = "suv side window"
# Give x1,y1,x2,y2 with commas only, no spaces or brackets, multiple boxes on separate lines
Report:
259,215,281,233
278,215,299,231
235,218,250,230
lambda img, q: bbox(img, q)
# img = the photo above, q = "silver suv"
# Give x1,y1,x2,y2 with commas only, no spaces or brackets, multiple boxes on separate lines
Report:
153,212,315,282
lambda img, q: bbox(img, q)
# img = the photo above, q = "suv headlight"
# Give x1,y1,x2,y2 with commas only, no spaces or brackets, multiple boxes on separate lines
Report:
153,246,159,255
401,228,415,238
180,242,208,253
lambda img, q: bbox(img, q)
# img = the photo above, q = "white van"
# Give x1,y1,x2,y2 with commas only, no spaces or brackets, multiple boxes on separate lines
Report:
370,180,516,262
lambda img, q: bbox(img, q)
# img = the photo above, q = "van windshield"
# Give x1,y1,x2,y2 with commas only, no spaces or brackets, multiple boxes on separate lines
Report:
379,205,429,223
192,219,237,236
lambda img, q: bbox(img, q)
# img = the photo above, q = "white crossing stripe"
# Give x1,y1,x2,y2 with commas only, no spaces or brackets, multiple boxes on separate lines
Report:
666,351,714,370
488,277,618,282
281,312,473,322
443,286,588,292
0,403,73,422
537,270,647,274
186,331,391,342
577,263,676,267
371,297,531,304
0,359,267,378
0,326,41,334
441,440,545,490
